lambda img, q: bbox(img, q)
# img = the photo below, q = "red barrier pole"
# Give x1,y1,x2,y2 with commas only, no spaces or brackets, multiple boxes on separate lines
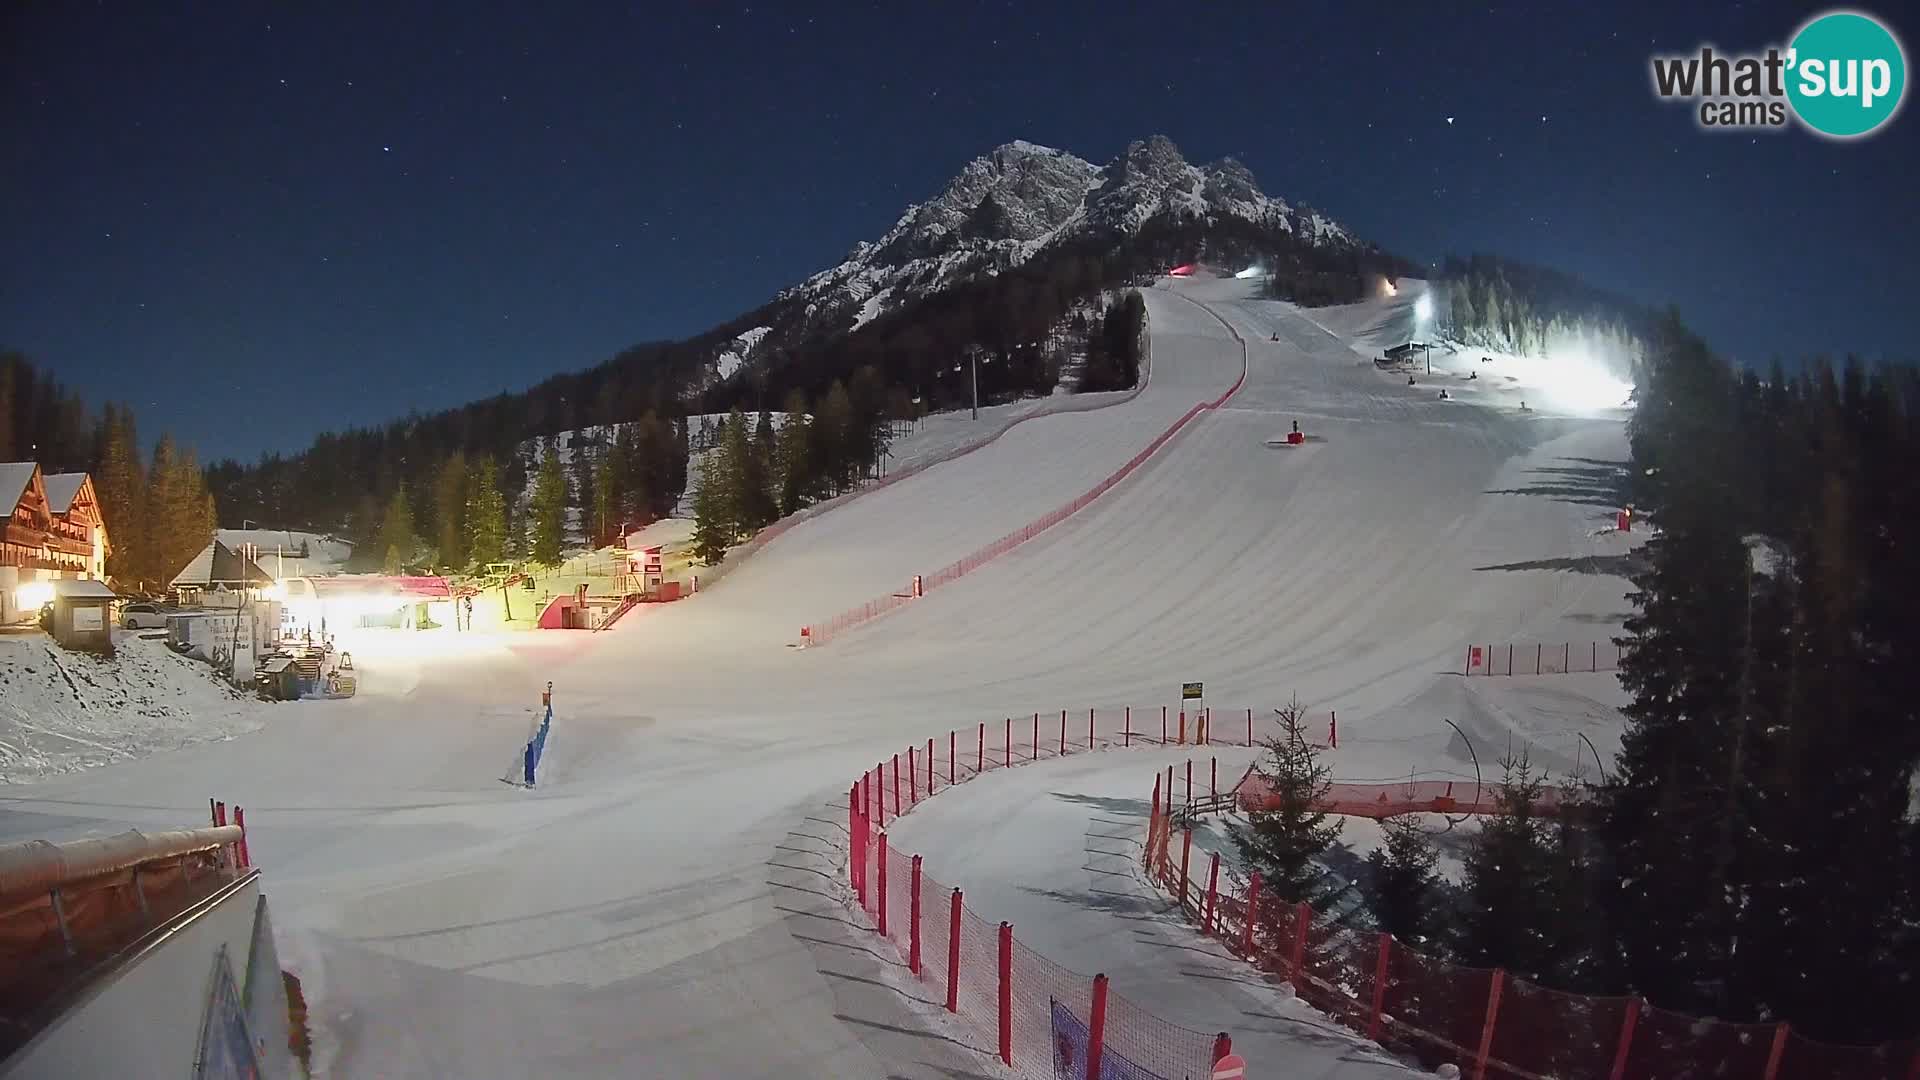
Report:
849,787,863,905
877,833,890,937
1290,901,1311,981
1368,932,1391,1040
1762,1023,1790,1080
927,738,935,793
909,855,923,976
1179,828,1193,909
1086,973,1109,1080
893,754,902,816
215,800,226,827
997,922,1013,1067
1473,969,1506,1080
908,746,918,805
1162,705,1168,744
1607,997,1641,1080
1212,1033,1232,1063
1330,710,1338,749
949,731,956,785
1241,873,1262,956
1204,852,1220,933
1186,760,1193,806
942,888,964,1014
1246,707,1253,745
1124,706,1131,747
1179,709,1186,745
234,807,249,868
1147,776,1161,868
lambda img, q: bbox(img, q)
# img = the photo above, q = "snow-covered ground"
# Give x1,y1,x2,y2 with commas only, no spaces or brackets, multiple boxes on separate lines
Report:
0,631,269,786
0,274,1639,1077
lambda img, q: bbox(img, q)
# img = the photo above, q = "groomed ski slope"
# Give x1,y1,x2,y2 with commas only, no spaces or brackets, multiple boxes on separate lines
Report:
0,276,1634,1078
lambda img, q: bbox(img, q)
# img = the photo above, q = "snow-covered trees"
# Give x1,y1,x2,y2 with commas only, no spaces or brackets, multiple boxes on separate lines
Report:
376,483,416,573
1230,701,1342,903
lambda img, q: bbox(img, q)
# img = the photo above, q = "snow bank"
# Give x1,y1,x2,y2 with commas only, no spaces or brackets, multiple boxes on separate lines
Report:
0,632,268,784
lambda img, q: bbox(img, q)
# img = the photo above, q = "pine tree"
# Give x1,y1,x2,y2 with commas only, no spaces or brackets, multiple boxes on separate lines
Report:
377,483,415,573
528,448,567,566
774,389,812,515
95,404,146,584
1365,814,1441,947
817,380,855,493
1230,700,1342,903
744,410,778,529
590,450,618,547
466,456,507,567
144,437,189,585
689,449,730,565
1457,756,1577,982
434,452,468,570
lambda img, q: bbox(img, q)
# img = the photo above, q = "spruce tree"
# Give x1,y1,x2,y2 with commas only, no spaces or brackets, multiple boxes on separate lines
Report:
434,452,468,570
744,410,779,529
689,449,730,565
1229,700,1342,903
1457,756,1577,982
817,380,855,494
465,456,506,568
528,449,568,566
774,389,812,515
1365,814,1441,947
95,405,146,584
590,451,618,547
377,483,415,573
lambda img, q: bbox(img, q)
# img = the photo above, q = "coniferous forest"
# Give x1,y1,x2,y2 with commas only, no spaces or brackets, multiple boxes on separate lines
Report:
1,352,218,592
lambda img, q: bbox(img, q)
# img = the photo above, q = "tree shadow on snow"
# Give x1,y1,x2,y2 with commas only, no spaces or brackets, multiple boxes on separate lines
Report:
1472,552,1644,578
1048,792,1149,819
1484,456,1631,509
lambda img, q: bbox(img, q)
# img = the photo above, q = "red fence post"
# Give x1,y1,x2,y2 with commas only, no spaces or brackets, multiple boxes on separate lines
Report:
1204,852,1220,933
946,888,963,1012
909,855,923,976
233,807,249,868
1330,710,1338,748
1246,707,1253,745
1179,709,1187,745
1212,1033,1232,1063
849,787,863,905
1241,873,1262,956
1290,900,1311,981
908,746,918,805
893,754,902,815
877,832,890,937
927,738,935,793
1607,997,1641,1080
1147,775,1162,870
1473,969,1506,1080
1086,973,1109,1080
1762,1023,1790,1080
1368,932,1391,1040
1124,705,1132,747
997,922,1013,1066
1179,828,1193,909
1162,705,1168,744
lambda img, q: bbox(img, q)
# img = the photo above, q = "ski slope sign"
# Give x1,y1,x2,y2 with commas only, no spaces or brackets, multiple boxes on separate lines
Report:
1213,1052,1247,1079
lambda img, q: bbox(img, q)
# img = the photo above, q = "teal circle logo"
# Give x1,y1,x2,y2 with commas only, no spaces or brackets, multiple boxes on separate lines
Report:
1787,11,1907,138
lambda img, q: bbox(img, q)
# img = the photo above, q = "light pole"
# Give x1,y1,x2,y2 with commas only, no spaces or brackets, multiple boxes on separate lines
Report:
965,346,983,420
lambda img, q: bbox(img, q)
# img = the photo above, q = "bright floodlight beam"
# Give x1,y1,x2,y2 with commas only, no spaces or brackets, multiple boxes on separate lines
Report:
1413,293,1433,321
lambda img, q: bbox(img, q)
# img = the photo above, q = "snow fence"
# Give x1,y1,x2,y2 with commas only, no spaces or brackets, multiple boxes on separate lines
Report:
1144,761,1920,1080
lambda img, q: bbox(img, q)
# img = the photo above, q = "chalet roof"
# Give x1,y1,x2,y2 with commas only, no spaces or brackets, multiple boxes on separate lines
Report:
51,579,118,600
169,540,274,588
0,463,37,512
41,473,87,514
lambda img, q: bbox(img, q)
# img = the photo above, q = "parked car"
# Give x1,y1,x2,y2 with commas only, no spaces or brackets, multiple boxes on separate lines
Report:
120,601,169,629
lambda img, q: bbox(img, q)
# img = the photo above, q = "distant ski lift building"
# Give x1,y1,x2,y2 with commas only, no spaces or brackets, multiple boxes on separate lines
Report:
168,539,274,604
278,574,453,633
1384,341,1434,374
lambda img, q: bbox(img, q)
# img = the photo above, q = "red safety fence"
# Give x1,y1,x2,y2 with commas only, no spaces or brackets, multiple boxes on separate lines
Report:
1229,770,1573,820
1143,769,1920,1080
806,311,1248,646
1464,640,1623,676
844,705,1304,1078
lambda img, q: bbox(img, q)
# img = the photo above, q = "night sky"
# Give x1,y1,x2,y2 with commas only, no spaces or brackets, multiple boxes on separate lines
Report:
4,2,1915,463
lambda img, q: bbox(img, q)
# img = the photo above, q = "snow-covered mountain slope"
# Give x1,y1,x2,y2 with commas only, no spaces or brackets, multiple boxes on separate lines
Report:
711,135,1364,379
